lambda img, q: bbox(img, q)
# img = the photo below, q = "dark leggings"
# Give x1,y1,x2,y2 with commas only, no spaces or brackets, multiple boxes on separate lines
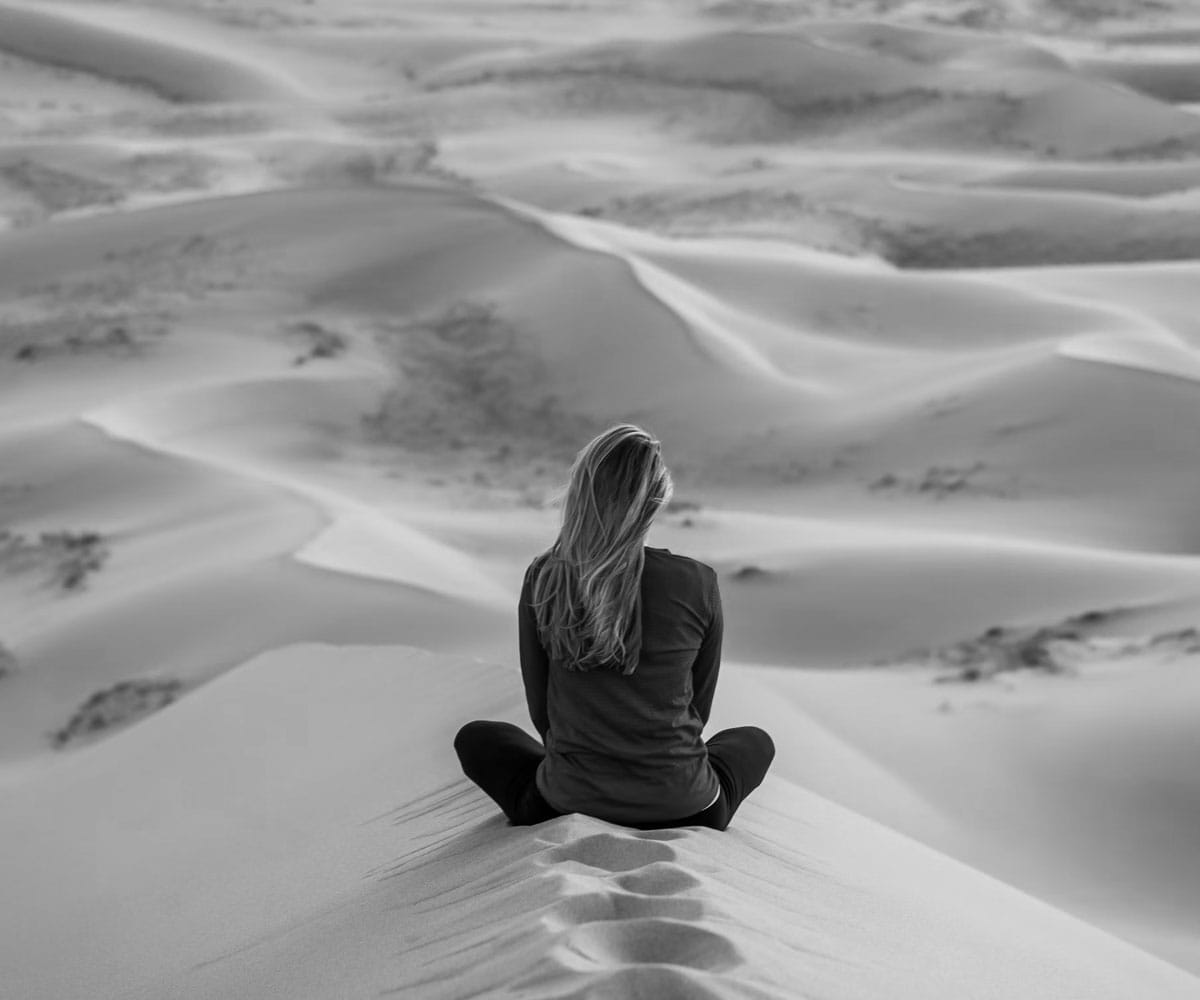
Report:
453,720,775,832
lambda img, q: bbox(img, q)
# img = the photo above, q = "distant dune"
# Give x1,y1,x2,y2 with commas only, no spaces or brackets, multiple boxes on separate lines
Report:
0,1,304,103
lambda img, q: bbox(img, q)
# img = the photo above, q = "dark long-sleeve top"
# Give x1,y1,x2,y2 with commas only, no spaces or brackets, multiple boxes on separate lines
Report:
518,545,722,825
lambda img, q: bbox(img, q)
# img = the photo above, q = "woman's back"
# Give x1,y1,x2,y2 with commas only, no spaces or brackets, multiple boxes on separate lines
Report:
523,546,722,825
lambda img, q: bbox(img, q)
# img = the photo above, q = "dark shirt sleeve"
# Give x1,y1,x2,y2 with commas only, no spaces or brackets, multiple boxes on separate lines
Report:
691,568,723,727
518,565,550,741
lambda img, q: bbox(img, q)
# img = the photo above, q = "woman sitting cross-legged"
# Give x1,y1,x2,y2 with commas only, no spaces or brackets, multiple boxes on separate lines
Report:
455,423,774,831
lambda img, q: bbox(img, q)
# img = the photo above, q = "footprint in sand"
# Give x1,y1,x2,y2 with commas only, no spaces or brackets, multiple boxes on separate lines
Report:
614,861,703,896
522,828,747,998
555,963,734,1000
559,917,742,972
541,831,680,872
549,888,705,925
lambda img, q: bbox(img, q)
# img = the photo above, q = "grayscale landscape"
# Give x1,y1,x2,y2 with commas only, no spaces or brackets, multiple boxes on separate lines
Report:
1,1,1199,997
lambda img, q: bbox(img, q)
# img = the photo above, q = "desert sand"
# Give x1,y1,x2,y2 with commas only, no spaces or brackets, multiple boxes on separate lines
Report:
1,0,1199,997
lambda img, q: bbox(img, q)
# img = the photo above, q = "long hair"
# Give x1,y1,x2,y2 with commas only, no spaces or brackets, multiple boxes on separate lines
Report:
531,424,674,674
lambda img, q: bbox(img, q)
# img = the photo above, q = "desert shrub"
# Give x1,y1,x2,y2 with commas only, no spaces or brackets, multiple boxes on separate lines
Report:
51,678,184,749
882,615,1097,680
42,531,110,590
702,0,808,22
882,608,1200,682
364,301,604,469
0,529,37,572
5,312,160,362
868,462,1017,500
0,158,119,215
287,320,348,365
0,529,110,590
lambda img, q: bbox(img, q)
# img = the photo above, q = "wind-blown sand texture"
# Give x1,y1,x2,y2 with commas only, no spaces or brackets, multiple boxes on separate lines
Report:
1,0,1199,996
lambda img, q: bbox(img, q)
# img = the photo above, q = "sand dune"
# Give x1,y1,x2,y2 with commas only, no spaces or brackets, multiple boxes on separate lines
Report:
2,645,1196,999
0,1,304,104
757,638,1200,973
0,414,510,761
3,0,1200,995
579,166,1200,267
423,24,1200,157
1076,53,1200,103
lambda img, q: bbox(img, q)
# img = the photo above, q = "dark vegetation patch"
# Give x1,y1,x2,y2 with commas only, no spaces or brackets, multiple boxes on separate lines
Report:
1044,0,1178,23
287,319,348,366
123,150,215,195
119,106,272,139
269,136,474,190
854,215,1200,269
1107,134,1200,161
51,678,185,749
196,5,314,30
5,312,161,362
408,138,476,188
880,607,1200,682
579,189,826,239
22,233,247,307
96,233,246,299
868,462,1018,500
363,301,609,489
581,170,1200,267
703,0,1187,30
929,621,1086,681
426,45,1197,160
424,49,989,146
702,0,812,22
0,158,120,221
0,529,110,591
731,564,769,581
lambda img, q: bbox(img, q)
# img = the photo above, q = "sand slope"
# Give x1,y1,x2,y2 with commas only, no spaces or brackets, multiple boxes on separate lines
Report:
1,644,1195,1000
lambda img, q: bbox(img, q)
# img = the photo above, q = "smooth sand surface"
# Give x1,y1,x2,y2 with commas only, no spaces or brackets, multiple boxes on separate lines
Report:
2,0,1199,995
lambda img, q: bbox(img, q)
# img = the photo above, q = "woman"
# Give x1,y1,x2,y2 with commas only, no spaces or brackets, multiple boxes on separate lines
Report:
455,424,774,831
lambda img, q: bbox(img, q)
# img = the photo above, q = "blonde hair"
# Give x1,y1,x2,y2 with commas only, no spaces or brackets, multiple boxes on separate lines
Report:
531,424,674,673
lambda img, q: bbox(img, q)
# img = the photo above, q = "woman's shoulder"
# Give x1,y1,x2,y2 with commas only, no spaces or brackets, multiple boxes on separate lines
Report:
644,546,717,583
521,551,554,596
523,550,554,580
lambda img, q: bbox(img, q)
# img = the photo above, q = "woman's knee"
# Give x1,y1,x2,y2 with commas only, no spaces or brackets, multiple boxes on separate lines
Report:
711,725,775,761
727,726,775,786
746,726,776,763
453,719,494,761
